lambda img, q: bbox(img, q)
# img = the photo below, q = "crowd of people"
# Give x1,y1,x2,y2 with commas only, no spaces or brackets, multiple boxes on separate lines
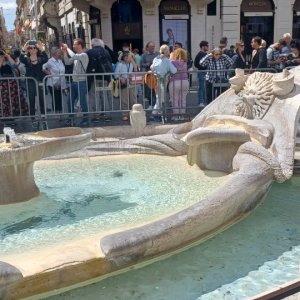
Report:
1,32,300,125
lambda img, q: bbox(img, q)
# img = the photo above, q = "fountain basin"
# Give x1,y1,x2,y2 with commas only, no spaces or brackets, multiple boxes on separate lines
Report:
2,68,300,299
0,148,273,300
0,127,92,204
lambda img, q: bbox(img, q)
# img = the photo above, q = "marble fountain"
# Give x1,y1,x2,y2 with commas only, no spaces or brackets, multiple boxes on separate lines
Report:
1,67,300,299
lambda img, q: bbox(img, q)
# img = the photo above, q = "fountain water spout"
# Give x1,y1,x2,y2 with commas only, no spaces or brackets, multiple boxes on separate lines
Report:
3,127,16,144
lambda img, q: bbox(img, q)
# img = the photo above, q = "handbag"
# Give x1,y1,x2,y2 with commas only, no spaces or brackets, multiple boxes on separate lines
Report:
144,72,157,92
129,74,144,85
120,80,127,89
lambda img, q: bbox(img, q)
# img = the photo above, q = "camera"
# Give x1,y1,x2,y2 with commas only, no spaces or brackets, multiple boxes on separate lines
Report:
287,53,295,60
28,40,37,46
0,50,5,56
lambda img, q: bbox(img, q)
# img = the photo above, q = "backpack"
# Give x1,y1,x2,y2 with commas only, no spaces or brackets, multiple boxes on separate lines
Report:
86,49,112,83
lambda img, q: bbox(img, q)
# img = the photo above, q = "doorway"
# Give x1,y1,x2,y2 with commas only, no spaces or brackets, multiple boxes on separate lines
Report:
241,16,274,55
293,0,300,38
240,0,274,55
111,0,143,53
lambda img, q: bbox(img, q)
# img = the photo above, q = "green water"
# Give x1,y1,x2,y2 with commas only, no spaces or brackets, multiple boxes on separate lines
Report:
44,177,300,300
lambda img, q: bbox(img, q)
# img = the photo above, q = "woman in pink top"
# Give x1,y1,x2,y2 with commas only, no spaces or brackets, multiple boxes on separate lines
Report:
169,48,189,120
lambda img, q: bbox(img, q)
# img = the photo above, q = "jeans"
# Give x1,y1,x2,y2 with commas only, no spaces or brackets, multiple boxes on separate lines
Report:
69,81,88,114
197,72,206,105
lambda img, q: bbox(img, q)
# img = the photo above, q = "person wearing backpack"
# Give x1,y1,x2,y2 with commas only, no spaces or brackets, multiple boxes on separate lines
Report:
86,38,113,122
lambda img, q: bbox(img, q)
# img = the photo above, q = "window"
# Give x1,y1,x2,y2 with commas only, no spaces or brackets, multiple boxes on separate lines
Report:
207,0,217,16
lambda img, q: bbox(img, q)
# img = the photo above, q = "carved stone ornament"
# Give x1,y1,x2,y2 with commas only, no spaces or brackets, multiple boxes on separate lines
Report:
235,72,275,119
234,70,295,120
142,0,156,15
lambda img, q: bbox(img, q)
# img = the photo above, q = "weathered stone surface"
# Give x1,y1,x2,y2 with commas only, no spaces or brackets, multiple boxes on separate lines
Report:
0,128,92,204
3,67,300,299
0,261,23,299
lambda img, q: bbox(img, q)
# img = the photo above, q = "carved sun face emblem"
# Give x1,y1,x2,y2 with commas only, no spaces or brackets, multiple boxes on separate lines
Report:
235,72,275,119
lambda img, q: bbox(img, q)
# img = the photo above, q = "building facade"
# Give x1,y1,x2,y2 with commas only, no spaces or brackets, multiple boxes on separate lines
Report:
14,0,300,59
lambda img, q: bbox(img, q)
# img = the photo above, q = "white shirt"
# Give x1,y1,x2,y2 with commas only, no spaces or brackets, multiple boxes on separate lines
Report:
43,57,66,88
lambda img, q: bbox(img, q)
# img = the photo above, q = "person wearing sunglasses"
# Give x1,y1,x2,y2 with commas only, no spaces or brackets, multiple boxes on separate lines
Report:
199,47,233,104
232,41,246,70
20,40,48,118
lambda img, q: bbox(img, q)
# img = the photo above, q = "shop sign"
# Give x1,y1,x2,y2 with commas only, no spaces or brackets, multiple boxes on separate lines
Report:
113,23,142,40
241,0,273,12
160,1,189,15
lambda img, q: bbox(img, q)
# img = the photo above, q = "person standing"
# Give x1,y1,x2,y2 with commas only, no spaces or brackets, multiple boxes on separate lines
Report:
284,39,300,67
219,37,235,58
114,51,138,121
61,38,89,126
266,38,287,72
141,41,159,108
20,40,48,116
0,49,28,117
150,44,177,118
194,40,209,106
42,47,67,114
200,47,233,104
250,36,268,70
86,38,113,122
282,33,292,55
232,41,246,70
169,48,189,120
133,48,142,70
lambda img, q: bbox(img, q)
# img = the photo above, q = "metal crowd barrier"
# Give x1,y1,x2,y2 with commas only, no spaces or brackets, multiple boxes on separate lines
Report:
0,67,279,131
0,76,43,128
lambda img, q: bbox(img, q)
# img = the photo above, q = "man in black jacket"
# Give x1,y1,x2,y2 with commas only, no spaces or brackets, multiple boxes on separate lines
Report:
194,40,209,106
250,36,268,70
86,38,113,122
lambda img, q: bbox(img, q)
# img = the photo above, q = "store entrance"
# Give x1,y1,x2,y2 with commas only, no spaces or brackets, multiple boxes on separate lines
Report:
241,15,274,55
111,0,143,54
159,0,191,53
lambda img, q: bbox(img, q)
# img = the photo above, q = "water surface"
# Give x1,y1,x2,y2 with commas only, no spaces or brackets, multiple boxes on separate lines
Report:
45,177,300,300
0,155,228,255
